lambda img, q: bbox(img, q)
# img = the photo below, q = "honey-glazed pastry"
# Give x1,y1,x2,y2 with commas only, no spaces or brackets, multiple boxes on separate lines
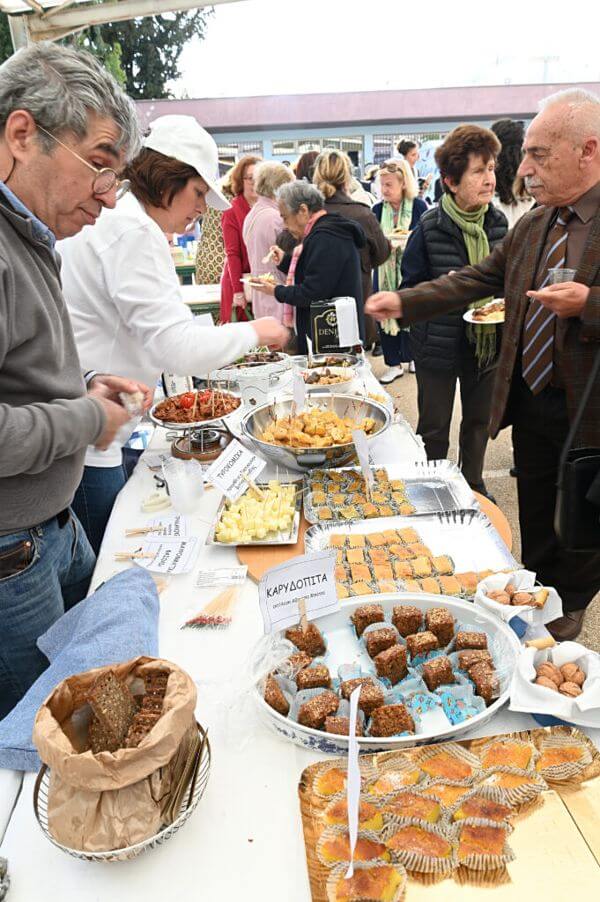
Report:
324,715,364,737
313,765,349,797
402,579,424,593
374,644,408,685
421,782,472,807
431,554,454,575
419,747,478,782
422,655,456,692
285,651,313,672
455,631,488,651
365,627,398,659
457,650,493,673
362,503,379,518
452,792,513,823
326,862,406,902
337,583,350,599
340,678,385,716
480,739,533,771
367,768,422,797
351,582,374,596
412,555,433,578
438,575,462,596
382,529,401,544
419,577,442,594
318,830,390,866
535,737,592,780
455,571,479,594
285,621,326,656
335,564,349,583
323,798,383,832
376,580,399,595
369,547,391,565
372,564,394,583
296,664,331,691
368,533,387,547
319,507,334,520
351,563,373,583
264,675,289,716
348,534,367,548
405,630,439,659
384,823,454,872
388,544,415,561
392,560,415,580
351,604,385,637
457,821,513,868
478,768,547,805
370,704,415,737
405,542,433,558
298,690,339,730
397,527,420,544
470,662,499,705
347,548,366,565
424,607,455,646
382,790,441,823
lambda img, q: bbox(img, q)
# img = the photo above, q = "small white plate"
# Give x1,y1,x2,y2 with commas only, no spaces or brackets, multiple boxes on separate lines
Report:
463,302,505,324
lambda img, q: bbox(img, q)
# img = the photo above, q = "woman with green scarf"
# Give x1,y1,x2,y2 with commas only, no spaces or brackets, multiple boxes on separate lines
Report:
372,159,427,383
398,125,508,499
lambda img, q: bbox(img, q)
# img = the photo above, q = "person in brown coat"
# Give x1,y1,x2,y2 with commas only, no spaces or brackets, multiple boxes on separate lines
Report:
313,149,391,348
366,88,600,641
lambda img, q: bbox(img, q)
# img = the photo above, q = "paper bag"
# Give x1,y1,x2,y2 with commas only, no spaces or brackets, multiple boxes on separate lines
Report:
33,656,197,852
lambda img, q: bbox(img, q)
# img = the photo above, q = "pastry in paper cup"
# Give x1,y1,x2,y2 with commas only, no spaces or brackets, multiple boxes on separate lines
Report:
317,826,391,868
414,743,481,783
382,818,456,874
381,789,443,824
534,731,593,782
478,737,538,773
447,787,515,824
365,761,424,799
475,766,547,806
474,570,562,626
326,860,408,902
419,779,475,808
313,762,365,799
455,817,514,870
263,673,295,717
323,796,385,833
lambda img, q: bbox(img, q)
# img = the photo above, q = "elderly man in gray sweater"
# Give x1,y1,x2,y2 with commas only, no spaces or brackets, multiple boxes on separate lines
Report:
0,44,151,718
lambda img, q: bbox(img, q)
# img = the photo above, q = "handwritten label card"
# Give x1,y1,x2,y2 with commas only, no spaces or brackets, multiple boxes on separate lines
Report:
147,514,188,538
258,550,338,634
134,537,200,574
204,438,266,501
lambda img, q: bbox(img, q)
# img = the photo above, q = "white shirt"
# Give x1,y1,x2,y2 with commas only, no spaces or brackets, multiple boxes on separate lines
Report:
59,193,257,467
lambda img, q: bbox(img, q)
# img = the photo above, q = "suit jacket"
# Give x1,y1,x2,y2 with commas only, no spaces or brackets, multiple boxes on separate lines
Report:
398,202,600,444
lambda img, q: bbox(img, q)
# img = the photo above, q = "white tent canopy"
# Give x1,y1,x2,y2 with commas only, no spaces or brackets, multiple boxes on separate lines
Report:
0,0,241,47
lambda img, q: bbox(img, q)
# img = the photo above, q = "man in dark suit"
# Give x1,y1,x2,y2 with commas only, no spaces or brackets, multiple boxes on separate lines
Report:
366,88,600,640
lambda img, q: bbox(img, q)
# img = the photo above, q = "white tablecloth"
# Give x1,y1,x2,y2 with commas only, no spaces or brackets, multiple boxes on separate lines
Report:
3,371,599,900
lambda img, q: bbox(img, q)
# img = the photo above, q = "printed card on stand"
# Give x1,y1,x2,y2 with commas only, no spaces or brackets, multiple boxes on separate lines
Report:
204,438,266,501
258,550,338,633
133,537,200,574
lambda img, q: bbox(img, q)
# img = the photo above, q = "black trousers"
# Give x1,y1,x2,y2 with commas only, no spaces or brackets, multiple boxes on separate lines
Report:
512,380,600,611
414,358,495,490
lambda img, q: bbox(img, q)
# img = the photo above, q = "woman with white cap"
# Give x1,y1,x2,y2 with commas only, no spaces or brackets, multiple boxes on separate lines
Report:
59,115,289,553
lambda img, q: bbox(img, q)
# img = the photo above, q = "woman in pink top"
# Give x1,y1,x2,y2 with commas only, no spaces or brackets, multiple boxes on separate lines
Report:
243,161,295,323
220,154,261,322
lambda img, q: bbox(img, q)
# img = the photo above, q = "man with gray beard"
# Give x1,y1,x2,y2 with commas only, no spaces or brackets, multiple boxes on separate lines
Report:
366,88,600,641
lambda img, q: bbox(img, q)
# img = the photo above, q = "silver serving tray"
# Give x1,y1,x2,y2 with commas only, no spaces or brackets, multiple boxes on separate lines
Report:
303,461,477,524
149,396,242,431
305,509,518,575
253,593,521,754
206,483,303,546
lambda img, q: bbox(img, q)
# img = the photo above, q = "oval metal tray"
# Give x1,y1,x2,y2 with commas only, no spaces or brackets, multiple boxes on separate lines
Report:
33,724,210,862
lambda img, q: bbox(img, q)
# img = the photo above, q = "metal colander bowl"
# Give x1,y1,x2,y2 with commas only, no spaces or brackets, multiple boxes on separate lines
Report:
240,394,391,472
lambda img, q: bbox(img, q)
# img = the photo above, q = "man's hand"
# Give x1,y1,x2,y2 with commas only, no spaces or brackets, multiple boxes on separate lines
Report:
526,282,590,319
89,393,135,450
365,291,403,321
252,316,290,349
88,374,153,410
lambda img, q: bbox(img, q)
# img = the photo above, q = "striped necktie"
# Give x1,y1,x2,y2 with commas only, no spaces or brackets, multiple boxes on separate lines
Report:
522,206,573,394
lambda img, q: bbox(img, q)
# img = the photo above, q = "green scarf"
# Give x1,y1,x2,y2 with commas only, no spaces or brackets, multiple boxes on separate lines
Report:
441,192,496,367
378,199,413,336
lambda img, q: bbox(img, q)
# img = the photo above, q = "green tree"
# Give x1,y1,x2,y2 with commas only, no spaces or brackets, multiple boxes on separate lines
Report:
64,25,127,87
100,11,213,99
0,13,14,63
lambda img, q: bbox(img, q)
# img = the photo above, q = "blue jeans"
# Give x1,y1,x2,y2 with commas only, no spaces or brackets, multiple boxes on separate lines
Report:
72,449,141,555
0,510,95,720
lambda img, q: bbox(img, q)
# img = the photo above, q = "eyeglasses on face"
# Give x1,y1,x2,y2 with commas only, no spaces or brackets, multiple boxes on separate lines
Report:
36,124,130,200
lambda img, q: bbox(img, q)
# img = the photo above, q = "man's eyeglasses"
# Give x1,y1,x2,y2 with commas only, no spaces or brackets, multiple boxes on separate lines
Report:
37,125,130,200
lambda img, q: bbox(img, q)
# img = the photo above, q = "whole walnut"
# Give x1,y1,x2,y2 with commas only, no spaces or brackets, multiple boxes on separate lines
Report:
512,591,534,606
505,583,516,598
536,662,563,687
560,663,586,686
487,589,511,605
558,681,583,697
535,676,559,692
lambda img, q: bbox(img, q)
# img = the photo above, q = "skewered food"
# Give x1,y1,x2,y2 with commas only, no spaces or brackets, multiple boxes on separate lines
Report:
153,389,239,424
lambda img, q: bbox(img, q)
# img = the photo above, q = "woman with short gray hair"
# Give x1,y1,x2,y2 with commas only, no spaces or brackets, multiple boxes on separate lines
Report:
243,161,295,322
254,180,366,353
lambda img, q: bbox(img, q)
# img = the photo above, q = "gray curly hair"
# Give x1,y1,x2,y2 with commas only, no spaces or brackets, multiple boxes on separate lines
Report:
276,180,325,214
0,42,141,160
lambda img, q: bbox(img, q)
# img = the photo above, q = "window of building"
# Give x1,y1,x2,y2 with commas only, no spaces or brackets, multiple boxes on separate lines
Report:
373,131,445,164
272,136,364,169
217,140,263,168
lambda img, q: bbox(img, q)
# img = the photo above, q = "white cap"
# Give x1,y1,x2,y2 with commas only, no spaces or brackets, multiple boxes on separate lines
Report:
143,114,230,211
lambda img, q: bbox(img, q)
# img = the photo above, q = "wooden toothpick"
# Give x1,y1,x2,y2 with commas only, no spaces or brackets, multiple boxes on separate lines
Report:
298,598,308,634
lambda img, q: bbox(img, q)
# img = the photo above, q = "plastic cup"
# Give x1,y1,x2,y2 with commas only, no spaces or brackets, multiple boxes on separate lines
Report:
548,267,576,284
161,458,204,514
